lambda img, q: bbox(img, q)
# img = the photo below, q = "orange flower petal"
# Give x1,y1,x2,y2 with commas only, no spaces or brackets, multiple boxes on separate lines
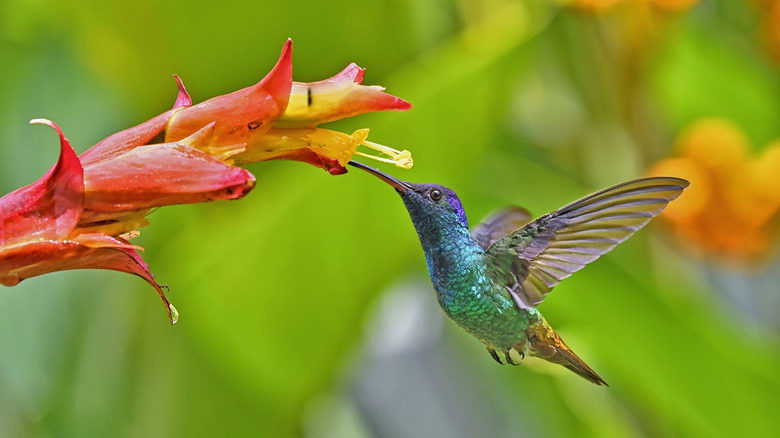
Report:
83,139,255,212
164,39,294,149
0,234,177,323
275,63,411,128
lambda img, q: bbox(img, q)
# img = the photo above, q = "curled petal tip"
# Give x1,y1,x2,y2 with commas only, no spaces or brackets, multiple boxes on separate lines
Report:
30,118,65,138
172,74,192,109
30,117,53,126
29,118,79,164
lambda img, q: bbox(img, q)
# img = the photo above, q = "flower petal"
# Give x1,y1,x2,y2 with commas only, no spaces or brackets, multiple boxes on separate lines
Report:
269,149,348,175
0,119,83,245
75,233,177,323
164,39,294,149
172,74,192,109
0,234,178,323
83,138,256,212
275,63,411,128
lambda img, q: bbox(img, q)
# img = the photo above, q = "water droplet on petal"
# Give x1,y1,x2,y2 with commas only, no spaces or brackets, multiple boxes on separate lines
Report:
169,303,179,324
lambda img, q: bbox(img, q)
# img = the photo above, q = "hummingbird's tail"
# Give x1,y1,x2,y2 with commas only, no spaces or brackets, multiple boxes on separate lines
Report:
525,322,608,386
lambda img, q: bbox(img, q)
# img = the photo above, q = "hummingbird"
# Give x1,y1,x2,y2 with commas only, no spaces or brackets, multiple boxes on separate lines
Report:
349,160,688,385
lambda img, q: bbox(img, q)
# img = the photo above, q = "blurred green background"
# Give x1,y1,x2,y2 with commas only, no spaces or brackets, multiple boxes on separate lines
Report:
1,0,779,437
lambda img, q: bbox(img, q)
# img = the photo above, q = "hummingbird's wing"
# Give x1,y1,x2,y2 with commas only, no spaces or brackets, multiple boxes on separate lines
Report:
471,206,534,250
484,177,688,309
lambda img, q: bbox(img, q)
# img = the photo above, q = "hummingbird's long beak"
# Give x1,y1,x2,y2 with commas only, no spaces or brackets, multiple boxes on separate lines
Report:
348,160,412,193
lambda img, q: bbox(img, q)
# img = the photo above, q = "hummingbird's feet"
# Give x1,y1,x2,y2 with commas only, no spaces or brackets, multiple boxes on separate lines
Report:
505,347,526,365
504,349,517,365
488,348,504,365
487,347,525,365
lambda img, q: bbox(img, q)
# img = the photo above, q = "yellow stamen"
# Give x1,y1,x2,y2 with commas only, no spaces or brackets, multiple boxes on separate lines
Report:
356,139,414,169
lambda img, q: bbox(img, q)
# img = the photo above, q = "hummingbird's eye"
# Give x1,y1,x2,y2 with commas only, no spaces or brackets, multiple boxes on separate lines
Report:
429,189,443,202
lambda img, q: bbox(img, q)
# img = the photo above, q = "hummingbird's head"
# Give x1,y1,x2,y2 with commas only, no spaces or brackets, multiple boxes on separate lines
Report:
348,161,468,228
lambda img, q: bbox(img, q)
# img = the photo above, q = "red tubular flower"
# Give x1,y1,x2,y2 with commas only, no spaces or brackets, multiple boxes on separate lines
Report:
241,60,413,173
82,123,255,215
162,40,413,173
0,120,179,323
1,40,413,323
84,40,412,178
77,75,256,236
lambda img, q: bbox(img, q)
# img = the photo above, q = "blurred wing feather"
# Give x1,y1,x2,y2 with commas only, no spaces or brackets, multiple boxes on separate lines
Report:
485,177,689,309
471,206,533,250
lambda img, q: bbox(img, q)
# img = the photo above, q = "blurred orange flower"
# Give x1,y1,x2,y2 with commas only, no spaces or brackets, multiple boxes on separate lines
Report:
569,0,699,13
752,0,780,62
647,118,780,263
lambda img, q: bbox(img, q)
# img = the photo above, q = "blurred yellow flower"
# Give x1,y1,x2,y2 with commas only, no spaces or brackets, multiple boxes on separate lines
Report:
647,118,780,263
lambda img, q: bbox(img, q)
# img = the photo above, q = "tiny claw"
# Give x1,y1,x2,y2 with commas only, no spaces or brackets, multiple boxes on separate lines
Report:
488,348,504,365
504,349,517,365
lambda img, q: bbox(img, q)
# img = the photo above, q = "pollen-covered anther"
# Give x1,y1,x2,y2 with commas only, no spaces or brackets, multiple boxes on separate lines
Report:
356,139,414,169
